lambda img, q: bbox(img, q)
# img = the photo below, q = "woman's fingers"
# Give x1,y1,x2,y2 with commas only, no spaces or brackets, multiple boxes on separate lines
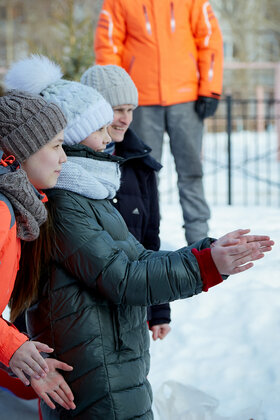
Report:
21,361,43,380
259,245,273,253
48,390,73,410
55,386,76,409
59,381,75,403
151,326,160,341
224,229,251,238
224,242,260,256
33,341,54,354
158,325,171,340
30,351,50,374
9,341,50,382
52,360,73,372
11,367,30,386
244,235,271,243
40,392,56,410
217,238,240,247
232,262,254,274
234,252,264,267
259,239,274,249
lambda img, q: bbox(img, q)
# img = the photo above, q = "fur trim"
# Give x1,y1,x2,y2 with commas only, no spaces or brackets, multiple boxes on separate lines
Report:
5,55,63,95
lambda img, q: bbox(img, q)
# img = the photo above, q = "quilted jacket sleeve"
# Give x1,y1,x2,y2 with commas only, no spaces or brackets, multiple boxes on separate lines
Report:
0,318,28,367
51,192,222,307
94,0,125,65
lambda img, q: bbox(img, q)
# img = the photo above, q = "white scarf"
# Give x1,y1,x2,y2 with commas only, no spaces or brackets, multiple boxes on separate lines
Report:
55,156,121,199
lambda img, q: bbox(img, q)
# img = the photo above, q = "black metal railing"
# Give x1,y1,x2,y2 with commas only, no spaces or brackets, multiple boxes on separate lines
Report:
204,96,280,206
160,96,280,207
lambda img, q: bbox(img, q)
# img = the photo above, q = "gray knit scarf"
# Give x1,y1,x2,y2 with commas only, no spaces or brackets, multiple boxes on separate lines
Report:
55,156,121,199
0,169,47,241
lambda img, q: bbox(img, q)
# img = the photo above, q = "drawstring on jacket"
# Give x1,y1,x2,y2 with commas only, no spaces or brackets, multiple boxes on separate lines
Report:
0,154,16,168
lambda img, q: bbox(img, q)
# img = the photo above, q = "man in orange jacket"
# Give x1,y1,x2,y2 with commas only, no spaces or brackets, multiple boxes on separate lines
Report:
94,0,223,244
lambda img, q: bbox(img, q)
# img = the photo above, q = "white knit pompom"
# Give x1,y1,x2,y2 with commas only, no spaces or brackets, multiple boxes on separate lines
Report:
5,54,63,95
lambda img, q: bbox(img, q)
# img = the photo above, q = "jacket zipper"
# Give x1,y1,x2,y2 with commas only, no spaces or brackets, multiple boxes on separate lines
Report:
143,5,152,35
170,2,176,33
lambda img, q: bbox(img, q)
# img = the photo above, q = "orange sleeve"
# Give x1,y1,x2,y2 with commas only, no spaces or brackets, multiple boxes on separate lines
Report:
0,201,11,251
94,0,126,65
0,316,28,366
0,202,28,366
191,0,223,98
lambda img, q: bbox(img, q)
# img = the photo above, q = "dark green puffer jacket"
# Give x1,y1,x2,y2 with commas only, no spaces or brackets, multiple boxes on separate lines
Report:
26,146,213,420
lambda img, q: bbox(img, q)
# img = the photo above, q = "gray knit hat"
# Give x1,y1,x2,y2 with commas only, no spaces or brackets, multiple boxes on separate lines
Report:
0,90,66,163
81,65,138,108
5,55,113,146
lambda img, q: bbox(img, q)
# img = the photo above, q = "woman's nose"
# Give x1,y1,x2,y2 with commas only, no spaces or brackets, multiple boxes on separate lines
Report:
60,148,67,163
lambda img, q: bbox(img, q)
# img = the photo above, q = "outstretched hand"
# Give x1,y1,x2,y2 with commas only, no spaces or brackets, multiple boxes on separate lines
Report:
31,358,76,411
211,229,274,275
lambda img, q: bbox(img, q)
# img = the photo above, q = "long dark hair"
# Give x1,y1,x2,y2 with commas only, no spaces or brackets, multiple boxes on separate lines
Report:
9,201,55,322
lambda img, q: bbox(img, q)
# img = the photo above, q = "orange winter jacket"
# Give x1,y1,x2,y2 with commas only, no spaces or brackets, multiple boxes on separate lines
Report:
95,0,223,106
0,193,28,366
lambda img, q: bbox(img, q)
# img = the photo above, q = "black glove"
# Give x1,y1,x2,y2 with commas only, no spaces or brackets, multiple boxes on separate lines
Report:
195,96,219,119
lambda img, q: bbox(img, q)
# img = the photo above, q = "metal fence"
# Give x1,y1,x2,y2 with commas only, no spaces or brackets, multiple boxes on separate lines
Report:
160,96,280,207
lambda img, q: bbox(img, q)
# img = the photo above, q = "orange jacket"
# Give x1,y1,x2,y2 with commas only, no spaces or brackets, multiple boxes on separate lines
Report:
95,0,223,106
0,193,28,367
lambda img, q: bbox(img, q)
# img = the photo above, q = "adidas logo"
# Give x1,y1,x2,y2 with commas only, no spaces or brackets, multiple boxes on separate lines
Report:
132,208,140,215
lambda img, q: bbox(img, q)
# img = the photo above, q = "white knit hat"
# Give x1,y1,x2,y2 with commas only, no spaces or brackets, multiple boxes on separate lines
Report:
81,65,138,108
5,55,114,146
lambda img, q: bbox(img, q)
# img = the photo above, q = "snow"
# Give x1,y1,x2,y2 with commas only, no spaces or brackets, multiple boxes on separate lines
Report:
150,203,280,420
149,134,280,419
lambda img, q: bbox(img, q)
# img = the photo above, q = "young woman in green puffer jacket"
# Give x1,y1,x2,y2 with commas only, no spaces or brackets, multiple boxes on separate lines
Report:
6,56,274,420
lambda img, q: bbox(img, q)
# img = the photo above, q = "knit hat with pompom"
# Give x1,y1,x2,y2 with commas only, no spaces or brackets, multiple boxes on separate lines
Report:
0,89,66,162
5,55,113,146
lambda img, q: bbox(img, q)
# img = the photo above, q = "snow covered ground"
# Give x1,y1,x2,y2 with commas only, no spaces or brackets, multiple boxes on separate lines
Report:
149,135,280,420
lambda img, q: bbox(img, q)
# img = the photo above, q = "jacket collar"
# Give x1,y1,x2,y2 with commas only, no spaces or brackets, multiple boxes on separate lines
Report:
63,144,124,164
115,128,162,172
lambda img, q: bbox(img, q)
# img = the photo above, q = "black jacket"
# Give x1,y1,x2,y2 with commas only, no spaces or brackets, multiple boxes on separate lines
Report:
112,129,170,326
26,145,213,419
112,128,161,250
